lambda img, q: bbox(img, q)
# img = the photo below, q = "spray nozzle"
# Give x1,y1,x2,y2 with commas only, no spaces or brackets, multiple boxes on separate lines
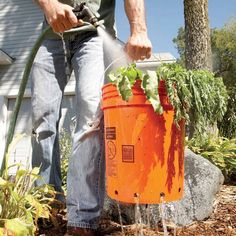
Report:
73,2,99,27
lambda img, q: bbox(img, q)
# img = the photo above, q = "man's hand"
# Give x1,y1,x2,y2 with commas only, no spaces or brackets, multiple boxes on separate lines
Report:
125,32,152,61
37,0,83,33
124,0,152,61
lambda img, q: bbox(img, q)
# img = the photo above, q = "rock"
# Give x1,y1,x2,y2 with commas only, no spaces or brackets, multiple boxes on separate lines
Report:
102,148,224,226
167,148,224,225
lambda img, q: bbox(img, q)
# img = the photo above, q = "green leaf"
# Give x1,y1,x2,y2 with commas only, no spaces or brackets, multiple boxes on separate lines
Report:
142,71,163,114
5,218,32,236
11,190,21,202
0,228,3,236
15,169,28,178
108,73,117,83
124,64,139,84
0,177,7,186
25,194,50,219
118,75,133,101
31,167,40,176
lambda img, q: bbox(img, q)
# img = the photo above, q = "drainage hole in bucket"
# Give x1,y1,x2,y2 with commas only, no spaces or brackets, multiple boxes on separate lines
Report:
134,193,139,198
178,188,181,192
115,190,118,195
160,192,165,197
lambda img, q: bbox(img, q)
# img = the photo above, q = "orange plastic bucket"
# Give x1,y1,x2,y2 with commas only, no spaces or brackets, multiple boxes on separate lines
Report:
101,80,185,204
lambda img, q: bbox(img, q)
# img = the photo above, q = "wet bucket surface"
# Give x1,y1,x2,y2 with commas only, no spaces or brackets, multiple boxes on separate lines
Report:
101,81,185,204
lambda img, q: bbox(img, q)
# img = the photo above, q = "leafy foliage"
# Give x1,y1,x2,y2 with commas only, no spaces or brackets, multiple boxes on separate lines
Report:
187,135,236,183
211,20,236,138
108,64,143,102
172,27,185,66
173,19,236,138
59,130,72,192
108,63,228,137
211,20,236,86
218,87,236,139
0,135,55,236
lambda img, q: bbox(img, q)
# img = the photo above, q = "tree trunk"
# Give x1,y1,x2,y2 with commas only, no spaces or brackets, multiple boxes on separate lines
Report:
184,0,212,71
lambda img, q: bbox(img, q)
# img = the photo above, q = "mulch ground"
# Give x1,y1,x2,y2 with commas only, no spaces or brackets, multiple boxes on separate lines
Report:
37,185,236,236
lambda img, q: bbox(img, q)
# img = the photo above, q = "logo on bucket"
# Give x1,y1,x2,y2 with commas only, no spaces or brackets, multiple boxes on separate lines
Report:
107,141,116,160
106,127,116,140
122,145,134,163
106,140,118,177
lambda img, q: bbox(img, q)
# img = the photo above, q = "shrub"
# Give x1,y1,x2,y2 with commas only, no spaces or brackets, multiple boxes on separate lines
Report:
187,135,236,183
218,87,236,139
0,135,55,236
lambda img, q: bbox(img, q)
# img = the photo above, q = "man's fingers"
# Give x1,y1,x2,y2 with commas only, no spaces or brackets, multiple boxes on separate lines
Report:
125,41,142,61
125,37,152,61
138,47,152,60
49,21,59,33
67,8,79,27
67,7,85,27
145,45,152,59
62,19,73,30
58,24,66,33
137,46,147,61
125,44,135,61
77,19,84,26
136,40,152,60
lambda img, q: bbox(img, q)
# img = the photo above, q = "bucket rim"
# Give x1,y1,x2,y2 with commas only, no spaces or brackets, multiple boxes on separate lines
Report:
102,83,116,91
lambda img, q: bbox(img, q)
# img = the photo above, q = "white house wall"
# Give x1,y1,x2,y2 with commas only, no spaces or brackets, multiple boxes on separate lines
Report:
0,0,43,95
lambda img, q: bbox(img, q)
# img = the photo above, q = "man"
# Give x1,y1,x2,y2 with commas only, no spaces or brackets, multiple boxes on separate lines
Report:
32,0,152,235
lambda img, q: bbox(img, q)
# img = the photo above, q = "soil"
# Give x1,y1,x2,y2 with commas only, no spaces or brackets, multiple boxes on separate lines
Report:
37,185,236,236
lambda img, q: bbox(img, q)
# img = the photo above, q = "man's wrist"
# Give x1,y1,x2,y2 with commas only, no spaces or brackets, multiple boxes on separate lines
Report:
129,21,147,35
35,0,57,10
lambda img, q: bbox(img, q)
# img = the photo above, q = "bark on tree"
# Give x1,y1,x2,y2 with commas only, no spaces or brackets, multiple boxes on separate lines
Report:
184,0,212,71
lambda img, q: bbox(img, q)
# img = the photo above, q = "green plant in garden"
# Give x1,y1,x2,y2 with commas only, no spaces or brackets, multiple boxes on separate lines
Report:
218,87,236,139
59,129,72,192
108,63,228,137
0,135,55,236
187,135,236,183
173,19,236,138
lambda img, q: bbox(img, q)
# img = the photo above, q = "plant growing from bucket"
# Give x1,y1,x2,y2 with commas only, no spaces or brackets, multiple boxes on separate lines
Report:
101,63,228,204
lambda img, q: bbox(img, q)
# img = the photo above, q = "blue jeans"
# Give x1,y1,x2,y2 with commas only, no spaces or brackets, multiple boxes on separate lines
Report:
31,33,105,229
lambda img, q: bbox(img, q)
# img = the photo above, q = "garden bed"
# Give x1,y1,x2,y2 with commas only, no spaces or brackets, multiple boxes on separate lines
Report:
37,185,236,236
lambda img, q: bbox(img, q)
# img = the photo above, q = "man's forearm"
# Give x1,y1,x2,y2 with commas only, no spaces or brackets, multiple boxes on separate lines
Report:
123,0,152,61
124,0,148,35
34,0,57,10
